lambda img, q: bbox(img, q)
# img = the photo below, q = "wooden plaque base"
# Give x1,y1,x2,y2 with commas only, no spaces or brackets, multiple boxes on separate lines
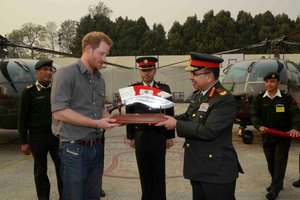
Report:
110,113,166,125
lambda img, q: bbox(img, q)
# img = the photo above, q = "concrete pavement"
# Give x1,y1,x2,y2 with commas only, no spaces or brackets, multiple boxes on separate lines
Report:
0,103,299,200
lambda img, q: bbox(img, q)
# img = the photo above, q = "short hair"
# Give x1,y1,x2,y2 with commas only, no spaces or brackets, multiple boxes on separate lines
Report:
82,32,113,52
207,68,220,79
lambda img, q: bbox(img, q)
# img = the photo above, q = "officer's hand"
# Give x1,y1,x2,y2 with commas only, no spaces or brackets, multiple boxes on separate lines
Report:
155,115,176,130
166,138,176,149
288,129,300,138
21,144,31,155
259,126,267,134
129,139,135,148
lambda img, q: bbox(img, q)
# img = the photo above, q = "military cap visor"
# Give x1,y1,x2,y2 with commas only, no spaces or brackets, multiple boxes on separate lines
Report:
136,56,158,70
185,52,223,71
263,72,280,81
35,59,55,70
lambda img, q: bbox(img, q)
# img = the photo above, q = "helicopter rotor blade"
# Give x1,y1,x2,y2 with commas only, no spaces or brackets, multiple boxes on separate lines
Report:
159,59,189,68
104,61,132,69
282,41,300,46
285,30,300,41
1,35,133,69
215,40,270,55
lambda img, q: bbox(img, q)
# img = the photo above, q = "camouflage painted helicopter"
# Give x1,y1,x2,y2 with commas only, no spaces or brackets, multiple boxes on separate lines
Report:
220,30,300,143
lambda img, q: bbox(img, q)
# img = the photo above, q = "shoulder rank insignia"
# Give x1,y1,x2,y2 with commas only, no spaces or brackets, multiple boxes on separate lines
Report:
216,88,227,96
26,84,34,89
156,81,168,86
128,81,142,86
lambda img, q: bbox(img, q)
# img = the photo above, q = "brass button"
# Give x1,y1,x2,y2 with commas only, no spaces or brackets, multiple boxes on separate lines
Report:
186,143,190,147
192,114,196,117
200,115,203,118
209,154,213,158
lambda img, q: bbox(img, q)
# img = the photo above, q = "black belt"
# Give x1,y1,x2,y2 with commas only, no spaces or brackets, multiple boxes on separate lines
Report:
63,138,100,147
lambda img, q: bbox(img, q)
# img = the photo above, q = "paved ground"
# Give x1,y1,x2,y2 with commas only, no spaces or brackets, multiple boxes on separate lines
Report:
0,103,299,200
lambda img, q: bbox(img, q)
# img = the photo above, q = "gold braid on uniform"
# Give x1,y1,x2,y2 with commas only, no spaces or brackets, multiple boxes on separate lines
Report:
215,87,228,97
26,84,34,89
128,81,142,86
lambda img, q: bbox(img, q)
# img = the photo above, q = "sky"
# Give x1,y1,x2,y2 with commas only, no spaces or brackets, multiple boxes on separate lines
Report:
1,0,299,35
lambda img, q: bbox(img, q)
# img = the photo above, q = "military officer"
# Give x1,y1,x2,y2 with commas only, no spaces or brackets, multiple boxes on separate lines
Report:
18,59,62,200
156,52,243,200
251,72,300,200
126,56,176,200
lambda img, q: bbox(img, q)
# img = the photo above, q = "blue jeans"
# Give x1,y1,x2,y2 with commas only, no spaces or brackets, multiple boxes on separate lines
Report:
59,142,103,200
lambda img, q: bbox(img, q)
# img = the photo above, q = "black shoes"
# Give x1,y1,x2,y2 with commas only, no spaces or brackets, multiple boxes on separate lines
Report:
293,179,300,187
266,186,282,192
265,190,279,200
100,189,106,197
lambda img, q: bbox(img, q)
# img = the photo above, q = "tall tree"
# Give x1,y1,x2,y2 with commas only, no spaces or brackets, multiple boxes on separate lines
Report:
7,23,46,58
58,20,77,54
181,15,202,53
44,22,58,52
167,21,184,54
235,11,256,49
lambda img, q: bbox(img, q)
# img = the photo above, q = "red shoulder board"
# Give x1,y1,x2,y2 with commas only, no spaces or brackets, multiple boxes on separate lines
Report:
208,87,216,98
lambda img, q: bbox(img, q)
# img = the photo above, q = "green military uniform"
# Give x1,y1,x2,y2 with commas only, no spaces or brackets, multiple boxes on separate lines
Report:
18,83,54,143
175,81,242,185
251,90,300,194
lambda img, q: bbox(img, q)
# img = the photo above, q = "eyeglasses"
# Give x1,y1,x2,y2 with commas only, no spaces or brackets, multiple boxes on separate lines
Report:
191,71,211,77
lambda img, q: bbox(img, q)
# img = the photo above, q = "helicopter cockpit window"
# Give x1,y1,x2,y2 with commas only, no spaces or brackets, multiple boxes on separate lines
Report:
223,60,253,83
286,62,300,86
248,59,287,84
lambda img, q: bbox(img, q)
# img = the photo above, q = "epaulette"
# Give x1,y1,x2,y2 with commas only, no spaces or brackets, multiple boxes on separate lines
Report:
26,84,34,89
215,87,228,97
128,81,142,86
156,81,168,86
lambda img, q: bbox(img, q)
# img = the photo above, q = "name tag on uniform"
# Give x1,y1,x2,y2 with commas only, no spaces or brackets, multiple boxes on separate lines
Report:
199,103,209,112
275,104,285,112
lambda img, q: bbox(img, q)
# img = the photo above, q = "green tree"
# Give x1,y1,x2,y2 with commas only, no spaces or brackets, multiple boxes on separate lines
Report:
181,15,202,53
141,23,167,55
167,21,184,54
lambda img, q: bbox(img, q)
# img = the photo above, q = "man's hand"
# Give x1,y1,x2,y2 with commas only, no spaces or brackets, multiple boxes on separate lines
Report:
259,126,268,134
166,138,176,149
128,139,135,148
288,129,300,138
21,144,31,155
97,118,120,130
155,115,177,130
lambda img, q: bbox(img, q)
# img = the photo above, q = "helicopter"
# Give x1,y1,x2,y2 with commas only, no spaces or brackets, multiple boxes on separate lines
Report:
216,30,300,143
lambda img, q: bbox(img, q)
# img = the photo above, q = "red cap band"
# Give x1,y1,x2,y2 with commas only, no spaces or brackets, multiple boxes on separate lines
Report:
190,60,220,68
138,61,156,67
